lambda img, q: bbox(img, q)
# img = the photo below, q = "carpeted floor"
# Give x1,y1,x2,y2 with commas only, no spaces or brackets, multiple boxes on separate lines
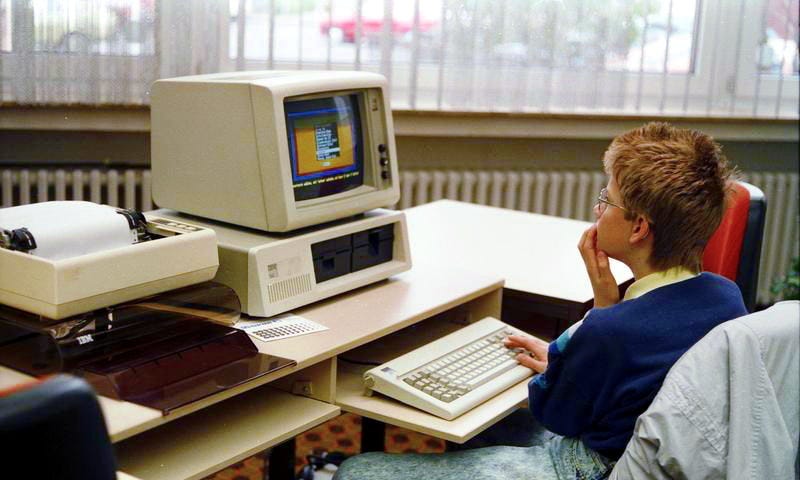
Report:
206,413,446,479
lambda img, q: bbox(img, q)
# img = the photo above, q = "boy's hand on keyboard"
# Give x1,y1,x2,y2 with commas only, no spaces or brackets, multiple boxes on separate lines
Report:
504,335,549,373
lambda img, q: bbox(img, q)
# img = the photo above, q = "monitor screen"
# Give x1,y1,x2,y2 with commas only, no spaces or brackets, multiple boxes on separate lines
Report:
285,94,364,201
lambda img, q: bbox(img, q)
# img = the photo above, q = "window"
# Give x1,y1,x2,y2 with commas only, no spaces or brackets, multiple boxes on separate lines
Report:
24,0,155,54
753,0,799,116
758,0,799,76
1,0,797,118
0,0,11,52
1,0,157,103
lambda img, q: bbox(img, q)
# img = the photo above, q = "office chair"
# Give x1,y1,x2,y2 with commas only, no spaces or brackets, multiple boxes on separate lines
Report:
611,300,799,479
0,374,117,480
702,181,767,312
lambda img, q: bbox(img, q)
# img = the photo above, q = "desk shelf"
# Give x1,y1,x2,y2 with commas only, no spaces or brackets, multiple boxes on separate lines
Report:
115,385,339,480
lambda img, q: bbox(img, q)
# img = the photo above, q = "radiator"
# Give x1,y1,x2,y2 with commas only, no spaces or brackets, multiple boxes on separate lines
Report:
1,167,797,305
400,169,800,306
0,168,152,211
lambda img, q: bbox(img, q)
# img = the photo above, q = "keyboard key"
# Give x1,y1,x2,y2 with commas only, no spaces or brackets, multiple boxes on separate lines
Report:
465,358,519,389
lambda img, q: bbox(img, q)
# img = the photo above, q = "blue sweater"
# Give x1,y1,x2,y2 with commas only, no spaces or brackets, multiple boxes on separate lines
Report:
529,272,747,459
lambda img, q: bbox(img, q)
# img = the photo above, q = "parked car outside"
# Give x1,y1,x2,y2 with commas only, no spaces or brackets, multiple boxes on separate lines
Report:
319,0,439,44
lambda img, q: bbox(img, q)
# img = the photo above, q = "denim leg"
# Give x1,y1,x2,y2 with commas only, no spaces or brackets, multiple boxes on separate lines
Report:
548,435,614,480
334,409,613,480
334,444,561,480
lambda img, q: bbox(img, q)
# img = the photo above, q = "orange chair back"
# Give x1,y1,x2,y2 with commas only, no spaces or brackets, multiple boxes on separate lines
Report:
702,182,751,282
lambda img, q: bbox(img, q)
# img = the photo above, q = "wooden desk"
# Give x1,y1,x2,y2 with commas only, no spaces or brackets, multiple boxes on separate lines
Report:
405,200,634,339
1,264,515,479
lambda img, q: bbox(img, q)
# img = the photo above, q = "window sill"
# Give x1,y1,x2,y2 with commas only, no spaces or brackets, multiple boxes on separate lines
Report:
0,104,797,142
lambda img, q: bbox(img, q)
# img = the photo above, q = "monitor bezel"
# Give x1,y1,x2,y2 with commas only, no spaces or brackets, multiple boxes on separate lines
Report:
277,88,380,210
248,72,398,231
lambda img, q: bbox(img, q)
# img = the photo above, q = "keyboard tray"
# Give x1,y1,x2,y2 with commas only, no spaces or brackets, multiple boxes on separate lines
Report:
362,317,533,420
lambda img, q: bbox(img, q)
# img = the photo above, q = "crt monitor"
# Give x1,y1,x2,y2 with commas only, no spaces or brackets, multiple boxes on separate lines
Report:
151,71,399,232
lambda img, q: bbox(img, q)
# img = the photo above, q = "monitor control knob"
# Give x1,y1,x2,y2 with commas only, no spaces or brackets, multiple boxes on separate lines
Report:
378,144,387,153
381,171,390,180
380,158,389,166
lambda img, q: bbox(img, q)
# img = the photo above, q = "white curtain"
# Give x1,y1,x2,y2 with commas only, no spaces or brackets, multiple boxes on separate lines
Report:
0,0,797,118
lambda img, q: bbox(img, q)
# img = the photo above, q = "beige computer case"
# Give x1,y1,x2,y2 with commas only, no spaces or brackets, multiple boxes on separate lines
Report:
153,209,411,317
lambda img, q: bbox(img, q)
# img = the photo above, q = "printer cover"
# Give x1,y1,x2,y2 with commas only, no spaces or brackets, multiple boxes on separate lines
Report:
0,282,295,414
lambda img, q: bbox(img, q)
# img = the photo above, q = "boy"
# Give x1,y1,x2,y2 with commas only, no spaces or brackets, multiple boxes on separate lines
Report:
335,123,747,479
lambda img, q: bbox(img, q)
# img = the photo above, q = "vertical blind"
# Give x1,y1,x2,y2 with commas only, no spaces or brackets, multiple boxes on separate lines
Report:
0,0,797,117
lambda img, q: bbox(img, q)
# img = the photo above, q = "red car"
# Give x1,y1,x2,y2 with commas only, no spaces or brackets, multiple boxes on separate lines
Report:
319,1,438,43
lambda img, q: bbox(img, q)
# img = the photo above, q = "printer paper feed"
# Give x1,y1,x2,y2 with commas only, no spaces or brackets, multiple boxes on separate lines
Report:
0,201,137,260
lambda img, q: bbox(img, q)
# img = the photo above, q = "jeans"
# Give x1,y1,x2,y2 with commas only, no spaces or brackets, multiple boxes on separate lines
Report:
334,409,613,480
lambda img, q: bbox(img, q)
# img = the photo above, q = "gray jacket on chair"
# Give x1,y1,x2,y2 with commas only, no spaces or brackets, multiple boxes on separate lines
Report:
610,300,800,479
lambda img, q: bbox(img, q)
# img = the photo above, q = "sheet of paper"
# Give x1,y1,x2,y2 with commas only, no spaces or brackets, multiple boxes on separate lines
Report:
0,201,136,260
235,313,328,343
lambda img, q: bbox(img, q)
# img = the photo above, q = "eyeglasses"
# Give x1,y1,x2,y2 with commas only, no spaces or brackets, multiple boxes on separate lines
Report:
596,187,627,214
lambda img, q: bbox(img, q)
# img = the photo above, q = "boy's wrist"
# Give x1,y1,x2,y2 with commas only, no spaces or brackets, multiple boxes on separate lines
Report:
592,287,621,308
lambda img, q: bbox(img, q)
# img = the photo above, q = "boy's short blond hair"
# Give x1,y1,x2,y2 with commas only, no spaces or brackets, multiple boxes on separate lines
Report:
603,122,736,272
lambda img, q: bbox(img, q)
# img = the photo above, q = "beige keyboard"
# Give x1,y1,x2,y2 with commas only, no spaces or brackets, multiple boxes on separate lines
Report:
363,316,533,420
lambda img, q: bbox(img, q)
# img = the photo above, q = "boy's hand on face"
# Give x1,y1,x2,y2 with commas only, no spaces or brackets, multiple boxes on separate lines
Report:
579,224,620,308
504,334,549,373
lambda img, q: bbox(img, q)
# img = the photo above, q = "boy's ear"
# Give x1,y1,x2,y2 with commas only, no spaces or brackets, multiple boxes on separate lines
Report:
629,215,651,244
